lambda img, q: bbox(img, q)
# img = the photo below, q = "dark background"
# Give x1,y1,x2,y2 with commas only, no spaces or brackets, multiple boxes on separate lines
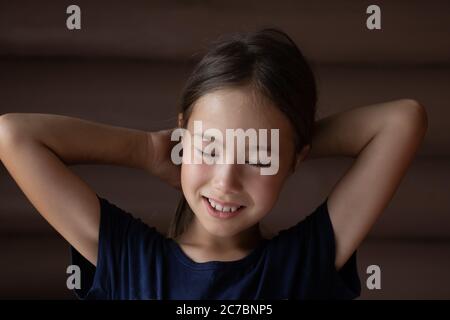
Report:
0,0,449,299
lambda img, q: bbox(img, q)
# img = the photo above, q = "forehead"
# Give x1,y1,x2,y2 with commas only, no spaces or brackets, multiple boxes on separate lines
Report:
187,87,294,139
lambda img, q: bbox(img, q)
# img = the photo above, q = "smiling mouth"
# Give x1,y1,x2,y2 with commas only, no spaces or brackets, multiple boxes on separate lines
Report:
201,196,245,219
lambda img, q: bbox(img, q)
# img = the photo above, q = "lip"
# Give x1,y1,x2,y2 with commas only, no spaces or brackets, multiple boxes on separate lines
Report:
202,196,244,219
203,195,243,208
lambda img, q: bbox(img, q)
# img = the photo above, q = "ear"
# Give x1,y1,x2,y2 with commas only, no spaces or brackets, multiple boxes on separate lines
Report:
177,113,184,128
293,144,311,172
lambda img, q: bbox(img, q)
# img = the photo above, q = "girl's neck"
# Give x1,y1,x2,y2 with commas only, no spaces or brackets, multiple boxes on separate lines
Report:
176,217,264,254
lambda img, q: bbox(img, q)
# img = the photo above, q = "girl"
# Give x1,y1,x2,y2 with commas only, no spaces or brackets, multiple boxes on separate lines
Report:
0,28,427,300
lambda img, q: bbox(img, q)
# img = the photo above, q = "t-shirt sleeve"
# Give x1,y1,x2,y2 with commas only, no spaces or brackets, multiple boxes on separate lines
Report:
68,194,163,299
269,197,361,300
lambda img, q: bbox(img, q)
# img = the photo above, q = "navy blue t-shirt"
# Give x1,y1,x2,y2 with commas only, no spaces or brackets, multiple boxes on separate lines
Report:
69,195,361,300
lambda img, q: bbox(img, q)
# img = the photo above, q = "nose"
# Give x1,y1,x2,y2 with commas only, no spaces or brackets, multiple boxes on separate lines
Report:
211,164,243,194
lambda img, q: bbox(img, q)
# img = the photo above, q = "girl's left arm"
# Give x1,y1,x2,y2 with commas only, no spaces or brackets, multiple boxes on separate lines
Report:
306,99,428,270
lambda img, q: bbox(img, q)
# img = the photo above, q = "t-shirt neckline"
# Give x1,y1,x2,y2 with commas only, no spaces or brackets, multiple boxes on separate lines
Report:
167,237,269,271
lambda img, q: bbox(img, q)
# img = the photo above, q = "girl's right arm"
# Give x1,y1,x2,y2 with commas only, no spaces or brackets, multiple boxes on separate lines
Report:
0,113,155,267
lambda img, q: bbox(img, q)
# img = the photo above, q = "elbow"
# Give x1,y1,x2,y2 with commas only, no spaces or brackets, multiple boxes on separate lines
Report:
389,99,428,136
0,113,28,152
402,99,428,131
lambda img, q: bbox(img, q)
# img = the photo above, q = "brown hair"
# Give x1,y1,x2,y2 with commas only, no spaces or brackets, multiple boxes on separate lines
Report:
167,27,317,239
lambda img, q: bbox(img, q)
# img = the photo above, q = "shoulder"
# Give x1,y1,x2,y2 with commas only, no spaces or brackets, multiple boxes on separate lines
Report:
70,195,167,299
270,199,330,244
263,198,361,299
96,195,166,242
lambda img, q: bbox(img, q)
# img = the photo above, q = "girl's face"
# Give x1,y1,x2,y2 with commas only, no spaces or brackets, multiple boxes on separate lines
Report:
180,86,300,238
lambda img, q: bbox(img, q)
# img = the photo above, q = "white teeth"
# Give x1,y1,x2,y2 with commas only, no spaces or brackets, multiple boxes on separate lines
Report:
207,197,240,213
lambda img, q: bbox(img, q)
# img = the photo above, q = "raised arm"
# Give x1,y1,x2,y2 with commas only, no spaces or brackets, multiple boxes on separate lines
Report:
0,113,150,266
306,99,428,270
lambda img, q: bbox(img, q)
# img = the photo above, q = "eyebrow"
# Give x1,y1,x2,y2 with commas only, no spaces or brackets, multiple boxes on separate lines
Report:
193,133,271,152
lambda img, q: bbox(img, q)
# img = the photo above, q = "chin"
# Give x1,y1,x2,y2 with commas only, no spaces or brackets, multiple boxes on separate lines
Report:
200,217,246,238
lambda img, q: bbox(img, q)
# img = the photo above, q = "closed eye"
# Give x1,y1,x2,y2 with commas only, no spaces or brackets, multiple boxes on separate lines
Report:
245,161,271,168
195,148,216,157
196,148,270,167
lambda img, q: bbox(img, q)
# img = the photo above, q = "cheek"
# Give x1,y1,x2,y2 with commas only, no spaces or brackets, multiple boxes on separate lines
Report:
181,138,203,191
244,173,285,212
181,163,211,194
